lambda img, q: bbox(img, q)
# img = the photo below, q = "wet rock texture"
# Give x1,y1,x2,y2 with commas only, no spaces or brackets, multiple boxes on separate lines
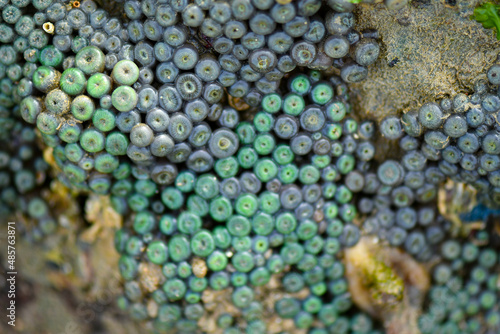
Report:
351,0,500,121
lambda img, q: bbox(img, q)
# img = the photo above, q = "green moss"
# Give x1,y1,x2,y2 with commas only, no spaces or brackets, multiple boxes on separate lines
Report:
471,2,500,39
367,260,405,305
355,249,405,306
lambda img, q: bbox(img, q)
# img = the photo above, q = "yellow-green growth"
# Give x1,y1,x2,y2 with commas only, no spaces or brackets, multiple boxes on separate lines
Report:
347,240,405,307
471,2,500,40
363,259,405,305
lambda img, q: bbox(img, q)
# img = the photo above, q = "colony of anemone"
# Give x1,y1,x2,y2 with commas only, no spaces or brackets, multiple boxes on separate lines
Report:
0,0,499,333
0,104,55,240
